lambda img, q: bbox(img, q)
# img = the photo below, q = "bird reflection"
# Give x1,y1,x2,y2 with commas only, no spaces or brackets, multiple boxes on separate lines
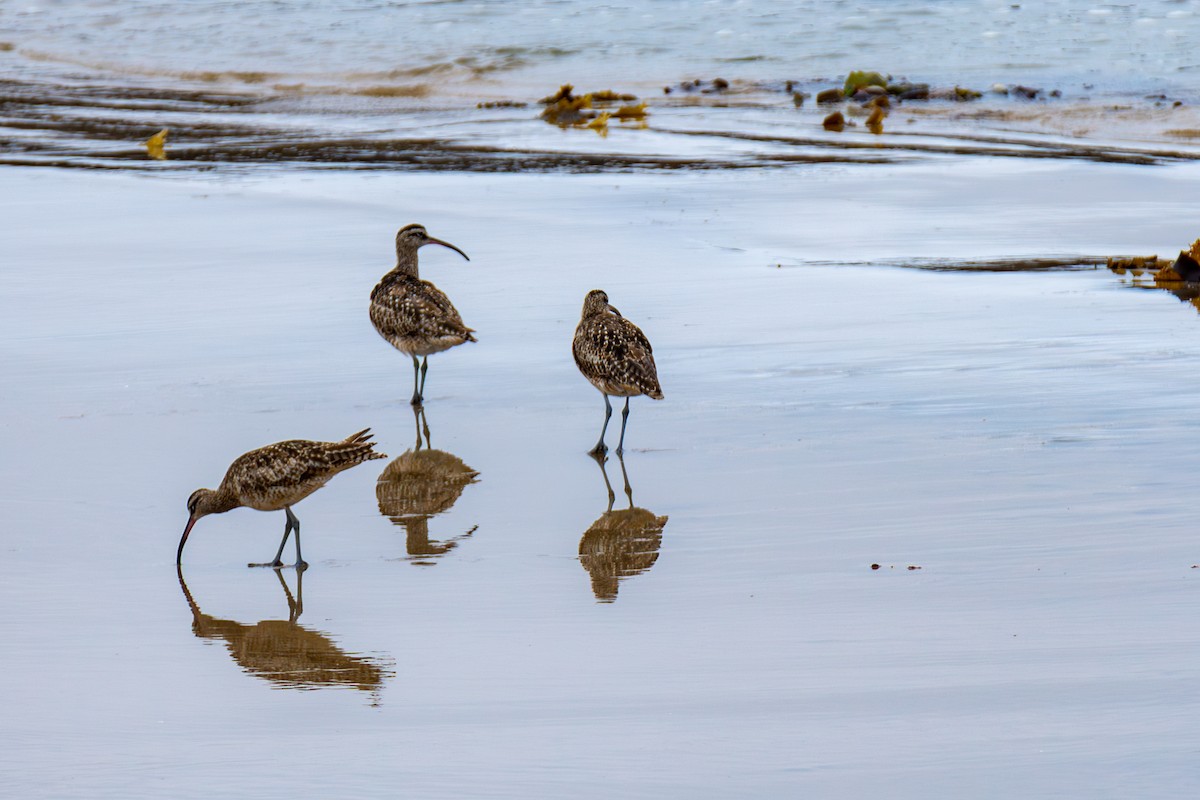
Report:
376,405,480,565
176,565,390,698
578,453,668,603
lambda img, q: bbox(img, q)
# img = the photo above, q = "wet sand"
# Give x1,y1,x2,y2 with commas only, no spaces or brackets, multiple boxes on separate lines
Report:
3,161,1200,797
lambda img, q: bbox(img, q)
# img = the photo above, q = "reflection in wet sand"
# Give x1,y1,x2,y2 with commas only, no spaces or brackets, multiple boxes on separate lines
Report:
177,566,390,698
376,407,480,565
578,454,668,603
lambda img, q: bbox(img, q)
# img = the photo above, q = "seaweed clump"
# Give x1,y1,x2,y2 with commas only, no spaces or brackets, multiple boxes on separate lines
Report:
1110,239,1200,314
144,128,168,160
539,85,647,132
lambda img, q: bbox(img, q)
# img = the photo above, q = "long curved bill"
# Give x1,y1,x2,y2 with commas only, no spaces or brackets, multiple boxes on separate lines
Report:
177,516,197,565
426,237,470,261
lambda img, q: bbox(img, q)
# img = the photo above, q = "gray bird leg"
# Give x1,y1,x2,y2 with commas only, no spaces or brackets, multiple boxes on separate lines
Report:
418,356,430,402
589,394,612,456
287,507,307,570
616,397,631,456
249,511,293,568
410,355,422,406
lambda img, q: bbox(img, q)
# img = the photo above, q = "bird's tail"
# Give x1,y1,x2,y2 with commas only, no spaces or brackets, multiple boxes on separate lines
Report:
334,428,388,465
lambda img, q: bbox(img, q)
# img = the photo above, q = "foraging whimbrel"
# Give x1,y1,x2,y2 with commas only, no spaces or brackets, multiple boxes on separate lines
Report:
177,429,386,569
370,223,474,405
572,289,664,455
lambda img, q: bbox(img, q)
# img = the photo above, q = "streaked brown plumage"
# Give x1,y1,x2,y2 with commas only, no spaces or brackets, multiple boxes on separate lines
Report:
370,223,474,405
573,289,663,455
178,429,387,569
177,566,389,698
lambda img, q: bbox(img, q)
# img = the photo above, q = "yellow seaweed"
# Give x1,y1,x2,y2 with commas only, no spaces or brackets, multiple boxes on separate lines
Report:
843,70,887,96
144,128,168,161
586,112,611,136
613,102,648,121
866,105,886,134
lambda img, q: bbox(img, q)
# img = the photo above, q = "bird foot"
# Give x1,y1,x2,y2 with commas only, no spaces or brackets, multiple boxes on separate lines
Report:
588,444,608,457
410,395,424,407
247,560,285,569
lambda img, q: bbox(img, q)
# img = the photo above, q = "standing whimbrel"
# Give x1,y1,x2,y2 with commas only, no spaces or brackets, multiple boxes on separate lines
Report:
370,223,474,406
178,429,386,569
572,289,664,455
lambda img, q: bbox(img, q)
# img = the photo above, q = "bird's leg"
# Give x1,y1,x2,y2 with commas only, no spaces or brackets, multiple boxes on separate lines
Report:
616,450,633,509
287,507,307,571
615,397,631,456
410,355,422,406
248,512,292,568
420,404,431,449
588,394,612,456
418,356,430,401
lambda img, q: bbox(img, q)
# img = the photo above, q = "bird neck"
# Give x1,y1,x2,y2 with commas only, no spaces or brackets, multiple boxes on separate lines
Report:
204,486,242,515
391,249,421,280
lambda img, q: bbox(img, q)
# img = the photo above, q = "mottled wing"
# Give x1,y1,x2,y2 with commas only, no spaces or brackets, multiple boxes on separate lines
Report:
617,317,663,398
573,315,663,398
370,277,475,342
223,434,385,508
223,441,338,501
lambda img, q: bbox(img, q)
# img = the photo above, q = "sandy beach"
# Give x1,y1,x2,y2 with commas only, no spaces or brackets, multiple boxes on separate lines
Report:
3,155,1200,796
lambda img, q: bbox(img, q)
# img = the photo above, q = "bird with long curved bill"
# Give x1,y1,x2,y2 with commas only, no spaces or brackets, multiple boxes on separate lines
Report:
370,223,475,406
178,429,386,569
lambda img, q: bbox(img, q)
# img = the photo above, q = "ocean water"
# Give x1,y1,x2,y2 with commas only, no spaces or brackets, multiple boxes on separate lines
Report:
5,0,1199,95
4,0,1200,170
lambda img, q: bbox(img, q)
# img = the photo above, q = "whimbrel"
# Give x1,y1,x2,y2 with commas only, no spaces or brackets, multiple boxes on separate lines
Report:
370,223,474,406
572,289,664,455
178,429,386,569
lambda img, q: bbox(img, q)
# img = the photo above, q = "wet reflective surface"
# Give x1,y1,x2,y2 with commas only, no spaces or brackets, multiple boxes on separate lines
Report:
579,454,667,603
178,566,390,697
5,162,1200,796
376,407,480,565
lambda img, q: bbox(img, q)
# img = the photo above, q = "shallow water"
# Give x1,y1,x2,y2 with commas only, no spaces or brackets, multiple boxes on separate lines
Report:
5,1,1200,171
3,160,1200,796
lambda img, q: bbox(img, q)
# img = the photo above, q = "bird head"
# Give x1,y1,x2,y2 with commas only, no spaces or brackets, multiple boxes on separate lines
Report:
582,289,620,319
177,488,224,564
395,223,469,263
